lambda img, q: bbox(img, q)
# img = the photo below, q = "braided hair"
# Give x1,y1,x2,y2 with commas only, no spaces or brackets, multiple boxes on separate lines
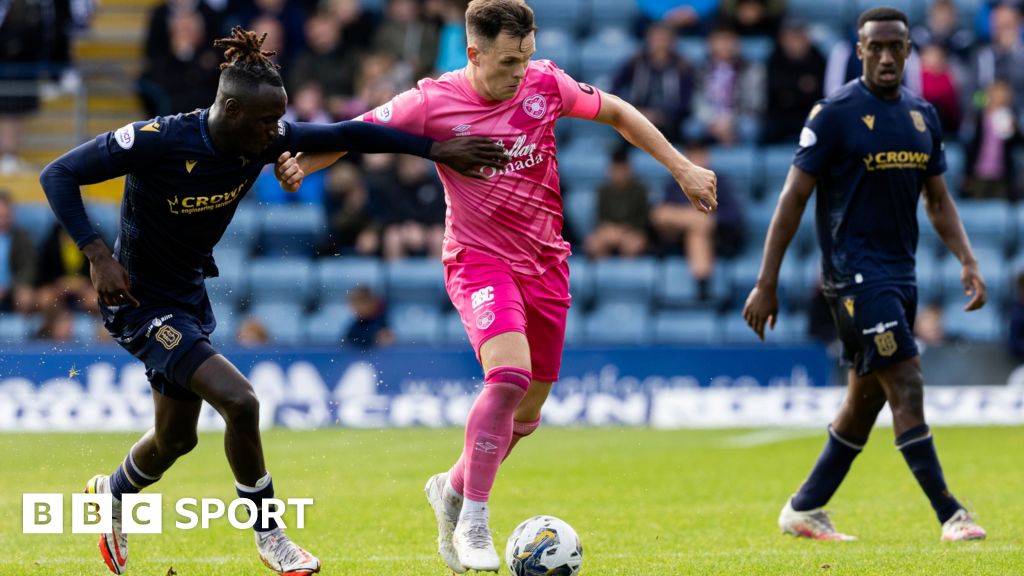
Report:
214,26,284,90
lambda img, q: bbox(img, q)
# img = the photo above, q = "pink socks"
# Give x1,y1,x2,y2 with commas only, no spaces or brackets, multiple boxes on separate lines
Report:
448,366,530,502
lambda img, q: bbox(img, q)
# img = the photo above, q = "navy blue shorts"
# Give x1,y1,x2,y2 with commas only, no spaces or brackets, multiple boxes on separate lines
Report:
827,284,919,376
104,307,217,401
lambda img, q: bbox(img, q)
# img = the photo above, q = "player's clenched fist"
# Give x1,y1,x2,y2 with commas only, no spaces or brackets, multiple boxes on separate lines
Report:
275,151,305,192
676,163,718,214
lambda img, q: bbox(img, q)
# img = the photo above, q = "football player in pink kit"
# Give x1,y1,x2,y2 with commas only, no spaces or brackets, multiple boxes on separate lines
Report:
277,0,717,571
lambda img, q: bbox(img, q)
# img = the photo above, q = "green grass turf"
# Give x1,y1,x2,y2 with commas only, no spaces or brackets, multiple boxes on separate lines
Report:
0,427,1021,575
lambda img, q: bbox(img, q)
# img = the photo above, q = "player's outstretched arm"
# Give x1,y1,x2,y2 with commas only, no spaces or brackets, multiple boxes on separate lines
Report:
591,91,717,213
39,140,140,307
922,175,986,311
742,165,817,340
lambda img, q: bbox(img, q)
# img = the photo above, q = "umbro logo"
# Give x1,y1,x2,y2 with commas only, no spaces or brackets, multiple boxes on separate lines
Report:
452,124,471,135
474,441,499,454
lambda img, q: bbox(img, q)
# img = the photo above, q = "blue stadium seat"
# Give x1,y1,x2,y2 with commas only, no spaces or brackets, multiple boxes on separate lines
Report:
531,0,585,34
779,253,816,309
72,313,97,344
249,303,304,345
593,257,659,303
565,306,584,344
315,257,383,306
740,37,774,64
656,257,729,307
536,29,576,77
567,257,594,308
390,303,442,345
385,258,446,306
306,303,354,346
916,202,943,257
14,203,56,246
761,145,796,198
943,301,1000,342
89,203,121,244
209,308,237,346
584,302,650,344
258,203,325,257
207,246,249,308
248,257,314,304
775,312,810,343
579,28,638,88
564,187,597,240
443,311,470,344
854,0,924,23
588,0,639,34
628,148,673,193
559,141,610,192
710,145,757,201
916,250,943,305
789,0,855,25
676,37,706,63
220,203,258,252
0,313,29,343
956,199,1011,253
943,141,965,188
560,120,620,157
939,246,1006,306
721,314,763,343
652,310,718,343
792,196,818,255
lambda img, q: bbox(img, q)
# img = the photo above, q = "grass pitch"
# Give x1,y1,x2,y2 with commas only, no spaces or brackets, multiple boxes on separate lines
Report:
1,427,1021,575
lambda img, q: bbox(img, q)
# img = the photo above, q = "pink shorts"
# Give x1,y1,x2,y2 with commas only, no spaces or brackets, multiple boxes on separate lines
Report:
444,249,570,383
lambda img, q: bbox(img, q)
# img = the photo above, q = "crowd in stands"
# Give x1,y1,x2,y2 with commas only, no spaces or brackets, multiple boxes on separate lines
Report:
3,0,1024,353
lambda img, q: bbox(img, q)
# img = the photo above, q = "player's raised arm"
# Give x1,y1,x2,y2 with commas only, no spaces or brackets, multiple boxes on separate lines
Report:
922,175,986,311
742,166,817,340
38,125,155,308
590,91,718,214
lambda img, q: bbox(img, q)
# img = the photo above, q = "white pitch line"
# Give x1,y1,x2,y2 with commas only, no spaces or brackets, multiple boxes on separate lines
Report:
718,428,826,448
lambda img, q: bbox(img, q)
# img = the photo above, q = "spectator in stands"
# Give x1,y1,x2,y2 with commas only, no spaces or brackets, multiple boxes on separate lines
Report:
366,154,446,260
965,80,1023,199
236,316,271,346
337,51,404,119
0,190,36,313
139,9,222,117
585,148,650,259
914,302,947,347
719,0,784,37
432,0,470,73
637,0,718,35
327,0,380,55
763,18,827,144
692,25,764,145
345,285,394,349
33,304,75,342
372,0,439,84
1010,272,1024,359
911,0,975,65
611,23,694,144
970,3,1024,112
919,43,963,134
35,223,99,313
224,0,306,65
288,9,360,114
0,0,48,173
650,140,741,298
144,0,221,73
322,162,379,256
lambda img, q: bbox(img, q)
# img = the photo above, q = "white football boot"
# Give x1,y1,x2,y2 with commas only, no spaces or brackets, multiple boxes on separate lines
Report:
425,472,466,573
941,509,987,542
778,497,857,541
255,527,321,575
453,520,500,572
85,474,127,574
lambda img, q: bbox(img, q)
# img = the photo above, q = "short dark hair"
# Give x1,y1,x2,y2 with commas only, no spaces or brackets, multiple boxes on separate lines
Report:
857,6,909,30
214,26,284,90
466,0,537,47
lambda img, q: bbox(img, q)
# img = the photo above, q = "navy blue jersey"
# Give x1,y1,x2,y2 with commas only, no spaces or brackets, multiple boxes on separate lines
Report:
78,109,432,330
793,79,946,294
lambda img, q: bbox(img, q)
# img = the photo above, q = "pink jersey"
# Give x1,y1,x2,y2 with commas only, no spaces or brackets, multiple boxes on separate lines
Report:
359,60,602,275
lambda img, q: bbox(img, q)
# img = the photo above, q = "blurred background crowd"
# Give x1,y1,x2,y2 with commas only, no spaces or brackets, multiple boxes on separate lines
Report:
2,0,1024,356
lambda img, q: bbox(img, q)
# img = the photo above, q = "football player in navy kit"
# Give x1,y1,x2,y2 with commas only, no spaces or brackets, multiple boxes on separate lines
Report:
743,8,988,542
39,27,506,575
